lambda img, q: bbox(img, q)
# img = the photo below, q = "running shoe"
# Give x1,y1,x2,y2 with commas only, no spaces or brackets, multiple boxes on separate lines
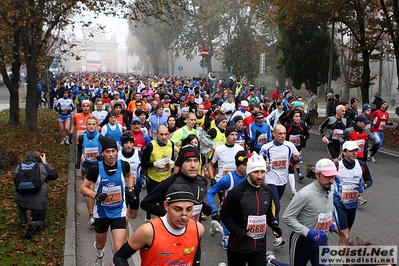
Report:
221,236,229,250
64,137,70,145
298,173,305,181
367,149,371,159
209,220,217,237
368,156,376,163
94,255,103,266
24,223,37,239
358,196,367,206
88,215,95,226
273,236,285,247
266,250,276,266
60,138,65,144
209,220,223,237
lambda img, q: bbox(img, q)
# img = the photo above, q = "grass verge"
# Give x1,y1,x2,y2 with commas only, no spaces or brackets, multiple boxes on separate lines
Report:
0,109,69,265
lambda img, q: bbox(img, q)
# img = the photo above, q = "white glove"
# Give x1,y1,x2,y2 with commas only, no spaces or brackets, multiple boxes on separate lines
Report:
169,160,175,169
154,159,166,168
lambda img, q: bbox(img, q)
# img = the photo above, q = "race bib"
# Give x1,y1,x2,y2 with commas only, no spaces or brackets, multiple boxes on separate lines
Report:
289,134,301,146
315,212,332,231
192,204,203,222
378,121,386,131
257,134,268,145
220,164,236,179
355,139,365,152
271,159,287,170
332,129,343,140
101,185,122,206
341,185,358,203
84,147,99,161
156,158,170,172
246,215,267,239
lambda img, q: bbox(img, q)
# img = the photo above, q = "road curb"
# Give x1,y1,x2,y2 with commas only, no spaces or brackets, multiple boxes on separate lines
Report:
63,139,76,265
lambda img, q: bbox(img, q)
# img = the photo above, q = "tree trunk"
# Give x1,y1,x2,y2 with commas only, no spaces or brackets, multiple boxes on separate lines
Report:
5,29,22,126
24,62,38,130
277,67,285,90
7,84,20,126
360,50,371,104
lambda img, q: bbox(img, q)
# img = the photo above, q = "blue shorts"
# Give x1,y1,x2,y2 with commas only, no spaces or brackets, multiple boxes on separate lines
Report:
58,114,71,123
333,203,357,230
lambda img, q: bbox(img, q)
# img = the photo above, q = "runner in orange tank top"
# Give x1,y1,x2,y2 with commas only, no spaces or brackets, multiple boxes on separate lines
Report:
71,100,92,144
113,184,205,266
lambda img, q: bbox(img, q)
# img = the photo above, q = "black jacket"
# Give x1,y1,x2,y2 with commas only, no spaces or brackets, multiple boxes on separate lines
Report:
140,172,211,219
220,179,276,253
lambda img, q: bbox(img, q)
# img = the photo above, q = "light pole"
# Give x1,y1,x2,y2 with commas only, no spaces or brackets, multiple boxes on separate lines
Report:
327,21,335,95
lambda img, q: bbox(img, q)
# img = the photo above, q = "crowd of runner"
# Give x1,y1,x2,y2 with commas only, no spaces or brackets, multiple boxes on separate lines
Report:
45,72,394,266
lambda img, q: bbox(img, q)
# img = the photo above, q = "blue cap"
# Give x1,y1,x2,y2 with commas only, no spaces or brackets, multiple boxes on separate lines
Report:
362,103,371,112
131,117,141,124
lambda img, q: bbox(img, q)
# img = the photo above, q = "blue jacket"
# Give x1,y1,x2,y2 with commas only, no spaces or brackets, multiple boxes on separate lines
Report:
249,122,272,151
206,170,247,213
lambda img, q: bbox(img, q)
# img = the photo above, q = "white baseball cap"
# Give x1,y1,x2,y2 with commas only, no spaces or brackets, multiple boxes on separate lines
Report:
314,158,338,176
240,100,249,107
342,141,359,151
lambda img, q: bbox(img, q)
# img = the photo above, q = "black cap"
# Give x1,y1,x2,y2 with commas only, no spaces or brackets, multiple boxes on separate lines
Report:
235,150,248,166
225,125,238,137
175,145,200,168
351,98,359,105
121,131,134,145
165,184,195,203
101,137,117,151
234,115,243,123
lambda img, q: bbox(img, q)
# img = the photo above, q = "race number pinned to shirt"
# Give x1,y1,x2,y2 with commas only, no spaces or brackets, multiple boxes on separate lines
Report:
156,158,170,173
355,139,365,152
219,164,236,180
341,185,358,204
101,185,122,206
257,134,268,145
246,215,267,239
84,147,99,162
315,212,332,231
332,129,343,140
289,134,301,146
271,158,287,170
378,121,386,131
192,204,203,222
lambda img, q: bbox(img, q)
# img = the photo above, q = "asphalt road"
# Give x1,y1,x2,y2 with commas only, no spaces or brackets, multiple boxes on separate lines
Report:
74,134,399,266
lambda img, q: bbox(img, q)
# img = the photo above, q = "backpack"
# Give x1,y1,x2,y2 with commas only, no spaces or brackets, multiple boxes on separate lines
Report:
14,160,42,194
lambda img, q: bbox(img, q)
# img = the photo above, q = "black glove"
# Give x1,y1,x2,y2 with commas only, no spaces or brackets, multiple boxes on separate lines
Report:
95,192,108,202
75,161,80,169
238,230,252,242
255,130,261,138
270,220,282,237
126,190,137,208
210,178,217,187
211,211,220,221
